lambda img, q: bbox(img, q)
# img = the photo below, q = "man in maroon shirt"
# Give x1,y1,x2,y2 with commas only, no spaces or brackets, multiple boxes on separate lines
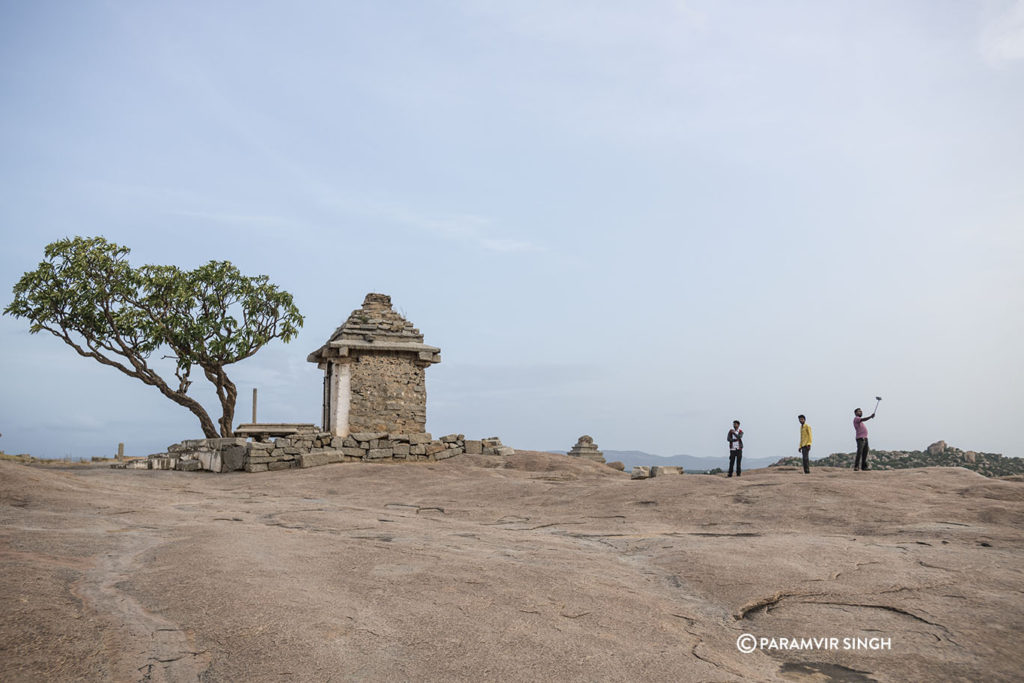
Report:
853,408,876,471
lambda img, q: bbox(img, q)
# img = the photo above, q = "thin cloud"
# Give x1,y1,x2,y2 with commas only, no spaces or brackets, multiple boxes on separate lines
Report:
980,0,1024,65
171,210,298,227
319,193,546,254
479,238,543,253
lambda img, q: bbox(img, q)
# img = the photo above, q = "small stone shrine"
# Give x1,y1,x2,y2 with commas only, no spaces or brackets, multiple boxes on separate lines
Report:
568,435,605,463
307,293,441,437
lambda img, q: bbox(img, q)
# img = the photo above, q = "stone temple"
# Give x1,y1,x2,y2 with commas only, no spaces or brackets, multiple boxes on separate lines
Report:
568,435,605,464
307,293,441,437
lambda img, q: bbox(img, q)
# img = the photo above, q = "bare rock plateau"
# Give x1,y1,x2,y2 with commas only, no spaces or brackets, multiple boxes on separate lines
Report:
1,453,1021,681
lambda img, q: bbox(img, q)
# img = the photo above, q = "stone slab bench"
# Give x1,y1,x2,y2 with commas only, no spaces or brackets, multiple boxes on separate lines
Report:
233,423,319,441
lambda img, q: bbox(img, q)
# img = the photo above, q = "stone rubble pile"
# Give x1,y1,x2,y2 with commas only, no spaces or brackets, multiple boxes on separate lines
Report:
567,435,605,463
629,465,684,479
113,430,517,473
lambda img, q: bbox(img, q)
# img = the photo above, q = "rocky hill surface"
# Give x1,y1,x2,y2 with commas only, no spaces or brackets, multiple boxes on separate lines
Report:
771,441,1023,478
1,452,1022,681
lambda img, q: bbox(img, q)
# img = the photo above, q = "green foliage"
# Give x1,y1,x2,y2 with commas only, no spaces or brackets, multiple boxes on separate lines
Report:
5,236,303,437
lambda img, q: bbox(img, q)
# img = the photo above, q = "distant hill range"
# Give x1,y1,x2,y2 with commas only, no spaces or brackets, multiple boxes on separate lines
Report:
771,441,1023,478
547,450,778,473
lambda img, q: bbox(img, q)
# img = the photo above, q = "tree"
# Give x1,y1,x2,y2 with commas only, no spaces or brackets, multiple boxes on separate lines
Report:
4,236,303,438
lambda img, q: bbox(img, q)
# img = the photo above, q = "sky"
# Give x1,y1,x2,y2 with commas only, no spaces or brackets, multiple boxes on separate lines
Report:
1,1,1022,462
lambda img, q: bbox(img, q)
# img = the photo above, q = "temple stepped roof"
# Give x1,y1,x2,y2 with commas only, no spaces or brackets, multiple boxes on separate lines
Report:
307,293,440,364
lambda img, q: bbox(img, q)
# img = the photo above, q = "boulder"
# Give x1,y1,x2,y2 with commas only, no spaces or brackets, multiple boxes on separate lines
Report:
631,466,651,480
651,466,683,477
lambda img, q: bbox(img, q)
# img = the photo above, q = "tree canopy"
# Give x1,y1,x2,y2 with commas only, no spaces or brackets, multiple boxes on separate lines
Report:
4,236,303,438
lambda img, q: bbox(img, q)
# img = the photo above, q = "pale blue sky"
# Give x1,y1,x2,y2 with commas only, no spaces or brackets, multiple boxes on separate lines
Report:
2,1,1022,461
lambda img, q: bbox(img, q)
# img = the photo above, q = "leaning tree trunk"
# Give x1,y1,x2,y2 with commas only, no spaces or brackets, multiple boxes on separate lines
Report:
204,366,238,437
156,382,221,438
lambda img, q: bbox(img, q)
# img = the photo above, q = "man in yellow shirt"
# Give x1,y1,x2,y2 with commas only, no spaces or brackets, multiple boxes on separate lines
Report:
798,415,812,474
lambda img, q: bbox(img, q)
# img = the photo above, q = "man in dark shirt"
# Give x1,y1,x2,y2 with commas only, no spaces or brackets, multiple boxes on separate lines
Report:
727,420,743,477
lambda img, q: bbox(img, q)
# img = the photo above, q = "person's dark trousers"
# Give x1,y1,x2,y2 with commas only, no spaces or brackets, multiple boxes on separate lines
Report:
854,438,870,470
800,446,811,473
728,451,742,476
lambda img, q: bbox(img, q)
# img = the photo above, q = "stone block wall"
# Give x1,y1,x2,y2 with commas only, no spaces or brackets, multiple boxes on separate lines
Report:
117,431,516,473
347,353,427,433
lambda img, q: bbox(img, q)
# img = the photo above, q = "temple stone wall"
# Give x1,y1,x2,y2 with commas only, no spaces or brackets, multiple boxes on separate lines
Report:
347,353,428,433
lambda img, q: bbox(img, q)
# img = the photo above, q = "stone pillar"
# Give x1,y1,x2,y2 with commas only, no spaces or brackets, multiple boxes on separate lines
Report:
325,360,352,437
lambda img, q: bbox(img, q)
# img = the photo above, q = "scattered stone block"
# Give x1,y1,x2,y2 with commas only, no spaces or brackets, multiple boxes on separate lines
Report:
494,447,515,457
351,432,387,442
297,451,344,468
650,466,683,477
631,466,651,480
607,461,625,471
221,445,246,472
